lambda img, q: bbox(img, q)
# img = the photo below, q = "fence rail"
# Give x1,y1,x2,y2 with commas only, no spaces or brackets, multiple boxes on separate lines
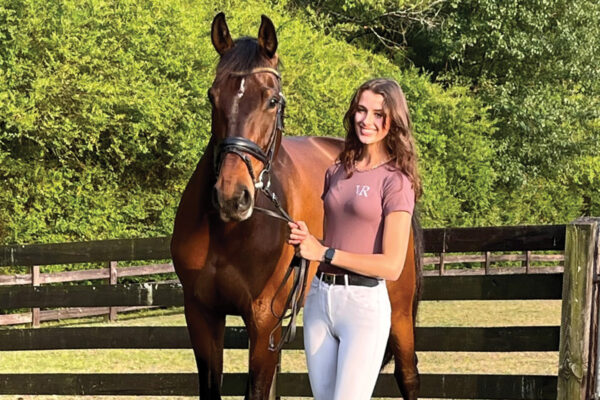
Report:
0,225,566,267
0,254,565,287
0,325,560,352
0,373,558,398
0,273,564,308
0,306,156,326
0,263,175,286
0,263,175,326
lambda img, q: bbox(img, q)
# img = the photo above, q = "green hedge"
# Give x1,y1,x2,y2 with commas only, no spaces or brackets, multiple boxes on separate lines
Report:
0,0,497,245
0,0,213,243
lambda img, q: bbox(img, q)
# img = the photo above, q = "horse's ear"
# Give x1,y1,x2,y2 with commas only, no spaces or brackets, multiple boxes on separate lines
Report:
211,12,234,56
258,15,277,59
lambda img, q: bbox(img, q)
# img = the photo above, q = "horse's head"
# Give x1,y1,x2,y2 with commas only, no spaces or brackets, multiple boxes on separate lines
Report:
209,13,285,222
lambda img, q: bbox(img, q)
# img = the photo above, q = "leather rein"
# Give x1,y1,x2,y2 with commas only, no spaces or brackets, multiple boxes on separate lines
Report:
213,67,310,352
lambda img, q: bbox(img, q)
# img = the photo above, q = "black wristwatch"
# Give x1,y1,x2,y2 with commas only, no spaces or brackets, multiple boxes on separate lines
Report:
323,247,336,264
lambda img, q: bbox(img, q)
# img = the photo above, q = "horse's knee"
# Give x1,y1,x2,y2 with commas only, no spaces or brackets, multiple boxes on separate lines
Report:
392,349,419,382
395,359,419,377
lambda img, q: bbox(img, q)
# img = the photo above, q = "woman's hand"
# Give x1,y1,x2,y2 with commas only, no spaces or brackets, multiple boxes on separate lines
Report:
288,221,326,262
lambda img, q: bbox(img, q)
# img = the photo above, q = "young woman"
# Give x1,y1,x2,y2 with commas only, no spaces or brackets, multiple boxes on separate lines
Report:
288,78,421,400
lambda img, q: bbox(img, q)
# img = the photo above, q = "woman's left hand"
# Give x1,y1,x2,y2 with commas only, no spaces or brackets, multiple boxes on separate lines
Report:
288,221,326,262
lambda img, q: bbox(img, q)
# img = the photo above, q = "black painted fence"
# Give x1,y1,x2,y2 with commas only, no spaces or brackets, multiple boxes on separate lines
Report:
0,225,566,399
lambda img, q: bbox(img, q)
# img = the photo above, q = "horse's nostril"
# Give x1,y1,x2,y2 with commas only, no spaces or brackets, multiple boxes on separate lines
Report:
238,188,252,210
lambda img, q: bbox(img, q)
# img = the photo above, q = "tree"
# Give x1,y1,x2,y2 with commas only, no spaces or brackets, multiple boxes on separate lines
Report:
288,0,600,223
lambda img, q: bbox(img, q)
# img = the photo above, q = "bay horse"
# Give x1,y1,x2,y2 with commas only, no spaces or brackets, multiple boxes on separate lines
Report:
170,12,423,400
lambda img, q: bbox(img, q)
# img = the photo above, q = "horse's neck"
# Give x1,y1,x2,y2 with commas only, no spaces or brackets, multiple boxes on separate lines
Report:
174,144,215,227
268,141,297,200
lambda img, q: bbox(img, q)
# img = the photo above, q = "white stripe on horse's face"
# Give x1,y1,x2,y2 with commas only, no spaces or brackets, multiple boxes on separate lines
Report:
230,77,246,130
237,78,246,98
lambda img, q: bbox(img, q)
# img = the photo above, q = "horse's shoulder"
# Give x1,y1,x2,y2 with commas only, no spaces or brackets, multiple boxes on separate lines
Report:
281,135,343,158
282,135,343,145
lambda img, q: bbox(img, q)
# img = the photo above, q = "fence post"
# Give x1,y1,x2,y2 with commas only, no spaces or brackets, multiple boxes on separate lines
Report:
557,217,600,399
484,251,491,274
31,265,40,328
438,251,445,276
524,250,531,273
108,261,118,322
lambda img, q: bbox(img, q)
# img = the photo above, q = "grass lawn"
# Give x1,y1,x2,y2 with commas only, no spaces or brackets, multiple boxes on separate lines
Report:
0,300,561,400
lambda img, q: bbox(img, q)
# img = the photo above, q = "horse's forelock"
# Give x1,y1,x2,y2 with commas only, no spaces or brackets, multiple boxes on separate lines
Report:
215,37,278,80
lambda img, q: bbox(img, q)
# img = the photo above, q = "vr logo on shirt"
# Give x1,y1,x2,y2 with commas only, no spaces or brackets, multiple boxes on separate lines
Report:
356,185,370,197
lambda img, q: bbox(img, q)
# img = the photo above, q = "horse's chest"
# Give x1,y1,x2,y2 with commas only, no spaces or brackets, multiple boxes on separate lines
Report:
190,261,255,313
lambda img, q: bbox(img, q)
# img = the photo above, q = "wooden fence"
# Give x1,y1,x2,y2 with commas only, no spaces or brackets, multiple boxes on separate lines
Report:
0,223,588,399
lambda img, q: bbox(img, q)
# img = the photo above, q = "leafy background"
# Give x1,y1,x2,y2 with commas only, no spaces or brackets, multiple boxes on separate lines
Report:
0,0,598,245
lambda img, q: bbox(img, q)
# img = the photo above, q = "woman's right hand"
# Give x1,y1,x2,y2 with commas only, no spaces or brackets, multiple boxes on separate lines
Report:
288,221,327,262
288,221,308,245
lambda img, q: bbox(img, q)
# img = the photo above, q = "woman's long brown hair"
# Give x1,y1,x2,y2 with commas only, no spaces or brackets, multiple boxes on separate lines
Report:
340,78,422,200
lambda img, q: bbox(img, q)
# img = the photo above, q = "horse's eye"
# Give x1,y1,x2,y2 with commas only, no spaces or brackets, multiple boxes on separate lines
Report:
207,89,215,104
268,97,279,108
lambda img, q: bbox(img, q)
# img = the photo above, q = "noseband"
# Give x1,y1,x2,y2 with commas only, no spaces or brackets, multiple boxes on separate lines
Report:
213,67,286,192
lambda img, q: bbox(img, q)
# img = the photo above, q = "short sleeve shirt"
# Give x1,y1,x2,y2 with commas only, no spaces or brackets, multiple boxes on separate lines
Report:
319,162,415,274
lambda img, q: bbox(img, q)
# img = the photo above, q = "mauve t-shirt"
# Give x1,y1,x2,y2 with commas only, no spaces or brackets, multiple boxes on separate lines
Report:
318,162,415,275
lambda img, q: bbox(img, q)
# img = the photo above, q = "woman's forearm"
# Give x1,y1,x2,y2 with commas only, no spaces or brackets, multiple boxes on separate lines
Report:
328,247,407,281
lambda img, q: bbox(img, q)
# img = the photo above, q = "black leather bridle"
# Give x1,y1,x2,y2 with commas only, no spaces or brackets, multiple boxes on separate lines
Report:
212,67,308,352
213,67,285,193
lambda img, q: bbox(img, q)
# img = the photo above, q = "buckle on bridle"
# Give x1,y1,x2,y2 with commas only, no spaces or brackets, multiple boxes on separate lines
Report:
255,168,271,190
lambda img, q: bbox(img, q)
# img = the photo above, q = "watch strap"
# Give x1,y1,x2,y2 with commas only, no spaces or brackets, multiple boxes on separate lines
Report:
324,247,336,264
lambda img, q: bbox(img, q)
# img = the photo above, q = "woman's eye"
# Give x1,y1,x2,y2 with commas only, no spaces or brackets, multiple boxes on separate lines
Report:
375,113,384,118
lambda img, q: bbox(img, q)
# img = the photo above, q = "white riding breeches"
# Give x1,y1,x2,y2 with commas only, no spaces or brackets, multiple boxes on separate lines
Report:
303,274,391,400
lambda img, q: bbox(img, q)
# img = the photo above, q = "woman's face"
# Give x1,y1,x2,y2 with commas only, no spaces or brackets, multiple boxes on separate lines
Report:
354,89,390,147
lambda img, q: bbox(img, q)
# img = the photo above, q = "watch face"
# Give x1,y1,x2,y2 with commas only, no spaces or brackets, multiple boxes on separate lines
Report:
325,248,335,263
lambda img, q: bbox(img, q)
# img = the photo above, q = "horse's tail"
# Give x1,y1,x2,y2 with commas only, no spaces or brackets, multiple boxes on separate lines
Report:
381,209,423,369
411,209,424,332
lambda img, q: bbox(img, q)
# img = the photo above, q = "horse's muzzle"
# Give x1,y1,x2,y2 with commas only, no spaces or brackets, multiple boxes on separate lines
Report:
212,185,254,222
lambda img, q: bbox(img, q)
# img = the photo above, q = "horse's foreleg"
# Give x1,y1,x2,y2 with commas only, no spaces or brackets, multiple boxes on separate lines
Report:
245,309,281,400
389,312,420,400
183,298,226,400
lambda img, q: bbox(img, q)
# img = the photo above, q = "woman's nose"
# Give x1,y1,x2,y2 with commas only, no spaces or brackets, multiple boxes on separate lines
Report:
357,112,367,125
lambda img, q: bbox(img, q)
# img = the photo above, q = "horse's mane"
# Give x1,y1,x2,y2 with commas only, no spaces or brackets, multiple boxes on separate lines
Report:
216,37,280,78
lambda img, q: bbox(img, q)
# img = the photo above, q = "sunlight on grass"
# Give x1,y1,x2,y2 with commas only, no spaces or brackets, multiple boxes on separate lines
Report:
416,300,561,327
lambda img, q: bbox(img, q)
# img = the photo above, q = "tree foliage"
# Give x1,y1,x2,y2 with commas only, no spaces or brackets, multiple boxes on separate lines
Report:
0,0,502,246
422,0,600,180
287,0,600,222
420,0,600,221
0,0,214,243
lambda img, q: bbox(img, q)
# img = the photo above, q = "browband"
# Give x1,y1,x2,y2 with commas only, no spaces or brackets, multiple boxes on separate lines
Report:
230,67,281,80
